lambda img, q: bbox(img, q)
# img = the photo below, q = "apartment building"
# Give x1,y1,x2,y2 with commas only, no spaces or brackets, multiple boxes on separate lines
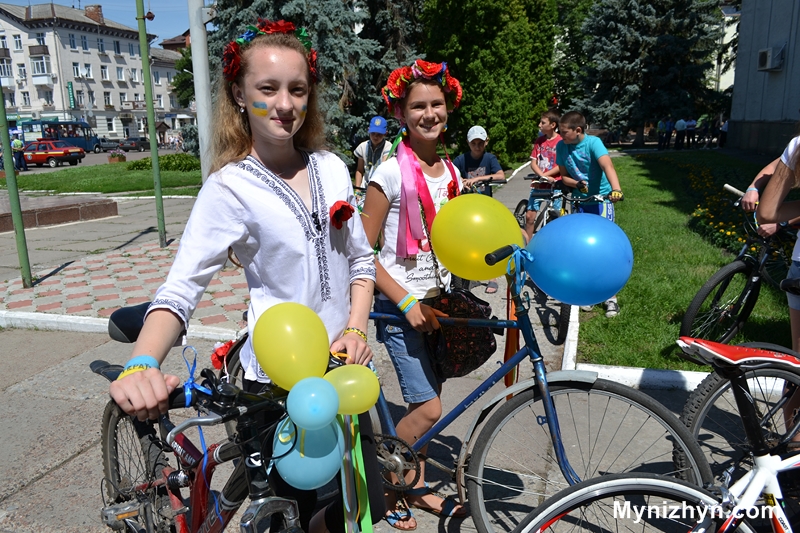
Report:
0,3,195,141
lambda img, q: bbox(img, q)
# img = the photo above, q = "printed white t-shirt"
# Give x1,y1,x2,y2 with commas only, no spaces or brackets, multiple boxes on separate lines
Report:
370,157,462,299
780,136,800,261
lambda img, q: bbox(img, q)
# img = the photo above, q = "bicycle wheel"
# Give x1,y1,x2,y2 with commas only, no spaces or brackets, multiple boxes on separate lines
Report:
514,199,529,229
532,205,558,234
680,360,800,482
466,379,712,533
101,400,174,533
680,260,761,343
555,302,570,345
218,333,248,388
514,472,755,533
762,241,793,288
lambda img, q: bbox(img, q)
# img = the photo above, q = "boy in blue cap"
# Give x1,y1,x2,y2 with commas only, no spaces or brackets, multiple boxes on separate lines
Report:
354,116,393,188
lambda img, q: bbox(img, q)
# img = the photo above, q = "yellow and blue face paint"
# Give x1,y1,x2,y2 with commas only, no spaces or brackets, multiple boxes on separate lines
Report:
300,105,307,119
251,101,268,117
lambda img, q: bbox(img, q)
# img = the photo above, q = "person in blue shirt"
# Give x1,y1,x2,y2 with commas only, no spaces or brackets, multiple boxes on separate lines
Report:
556,111,624,317
453,126,504,197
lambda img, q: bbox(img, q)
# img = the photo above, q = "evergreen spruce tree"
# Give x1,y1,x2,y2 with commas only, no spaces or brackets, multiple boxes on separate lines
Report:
552,0,595,110
577,0,722,146
172,48,195,108
423,0,557,165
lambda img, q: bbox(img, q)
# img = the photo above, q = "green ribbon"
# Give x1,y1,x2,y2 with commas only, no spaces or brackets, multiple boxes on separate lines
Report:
295,27,312,51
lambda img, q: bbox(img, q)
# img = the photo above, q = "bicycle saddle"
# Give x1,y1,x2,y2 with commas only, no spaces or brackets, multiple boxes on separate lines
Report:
108,301,151,343
678,337,800,368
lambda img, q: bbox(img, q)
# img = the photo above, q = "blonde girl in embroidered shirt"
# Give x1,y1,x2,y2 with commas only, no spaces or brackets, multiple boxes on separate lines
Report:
109,19,378,533
362,60,468,529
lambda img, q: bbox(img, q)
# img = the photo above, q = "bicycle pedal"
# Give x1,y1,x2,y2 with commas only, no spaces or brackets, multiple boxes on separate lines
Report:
101,501,141,530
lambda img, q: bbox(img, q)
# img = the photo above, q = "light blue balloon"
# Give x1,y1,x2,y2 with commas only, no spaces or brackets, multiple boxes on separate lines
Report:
526,213,633,306
273,417,345,490
286,377,339,431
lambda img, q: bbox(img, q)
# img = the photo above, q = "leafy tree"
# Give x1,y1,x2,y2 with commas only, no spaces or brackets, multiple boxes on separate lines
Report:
172,47,195,108
577,0,722,146
552,0,595,111
423,0,558,165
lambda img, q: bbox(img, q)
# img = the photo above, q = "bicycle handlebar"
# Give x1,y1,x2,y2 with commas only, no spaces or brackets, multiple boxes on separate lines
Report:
485,245,516,266
724,183,745,198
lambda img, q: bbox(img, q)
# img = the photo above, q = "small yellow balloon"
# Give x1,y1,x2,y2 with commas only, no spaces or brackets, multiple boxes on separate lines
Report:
252,302,329,391
323,365,380,415
431,194,524,280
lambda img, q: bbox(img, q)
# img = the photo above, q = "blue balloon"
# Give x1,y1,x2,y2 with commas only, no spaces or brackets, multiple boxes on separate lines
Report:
273,417,345,490
526,213,633,306
286,377,339,431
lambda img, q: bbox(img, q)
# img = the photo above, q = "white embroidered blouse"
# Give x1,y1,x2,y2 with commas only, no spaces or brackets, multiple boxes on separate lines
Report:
148,151,377,382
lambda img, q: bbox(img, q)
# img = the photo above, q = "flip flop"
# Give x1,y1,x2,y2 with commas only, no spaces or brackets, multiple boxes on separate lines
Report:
405,485,468,518
485,280,499,294
385,502,416,531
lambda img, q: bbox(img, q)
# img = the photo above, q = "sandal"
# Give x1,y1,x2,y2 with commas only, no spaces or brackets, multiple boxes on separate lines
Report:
385,501,416,531
485,280,499,294
404,484,468,518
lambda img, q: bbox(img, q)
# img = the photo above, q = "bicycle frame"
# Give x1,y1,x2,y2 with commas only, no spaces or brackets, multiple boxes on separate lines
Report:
368,268,582,487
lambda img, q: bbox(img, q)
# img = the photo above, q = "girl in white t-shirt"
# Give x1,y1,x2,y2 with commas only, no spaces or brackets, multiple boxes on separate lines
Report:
757,136,800,351
109,20,380,533
361,60,467,529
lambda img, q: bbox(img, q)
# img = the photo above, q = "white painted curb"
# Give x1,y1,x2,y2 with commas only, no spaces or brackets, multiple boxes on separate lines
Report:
0,310,237,341
560,305,708,391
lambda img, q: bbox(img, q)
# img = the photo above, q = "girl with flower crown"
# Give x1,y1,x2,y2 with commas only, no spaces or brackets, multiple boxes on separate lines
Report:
109,19,383,533
361,59,468,529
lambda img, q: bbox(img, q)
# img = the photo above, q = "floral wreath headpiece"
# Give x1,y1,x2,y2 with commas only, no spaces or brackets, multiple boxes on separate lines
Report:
222,18,318,84
381,59,462,119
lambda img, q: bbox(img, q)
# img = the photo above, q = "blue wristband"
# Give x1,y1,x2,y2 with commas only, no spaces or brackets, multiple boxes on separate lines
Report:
124,355,160,370
746,187,759,193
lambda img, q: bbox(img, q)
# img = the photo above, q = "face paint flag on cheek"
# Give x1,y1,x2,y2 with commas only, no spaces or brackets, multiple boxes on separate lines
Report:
252,101,268,116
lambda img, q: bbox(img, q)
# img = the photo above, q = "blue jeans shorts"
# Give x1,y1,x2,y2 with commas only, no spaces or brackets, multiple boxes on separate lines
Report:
577,201,615,222
527,188,563,213
788,261,800,311
374,298,441,404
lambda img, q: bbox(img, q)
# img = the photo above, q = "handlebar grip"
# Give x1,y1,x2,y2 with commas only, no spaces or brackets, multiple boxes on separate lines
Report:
723,183,745,198
485,245,516,266
169,387,188,409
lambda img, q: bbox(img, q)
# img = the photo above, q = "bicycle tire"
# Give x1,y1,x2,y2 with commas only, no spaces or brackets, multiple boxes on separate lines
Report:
514,199,529,229
466,379,713,533
101,400,174,533
679,356,800,482
513,472,755,533
762,242,793,288
680,260,761,343
532,205,558,234
555,302,570,345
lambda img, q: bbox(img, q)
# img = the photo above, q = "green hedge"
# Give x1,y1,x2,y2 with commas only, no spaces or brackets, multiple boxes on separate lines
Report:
127,153,201,172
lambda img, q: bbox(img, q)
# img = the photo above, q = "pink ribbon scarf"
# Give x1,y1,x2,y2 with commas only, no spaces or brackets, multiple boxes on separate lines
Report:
396,139,458,258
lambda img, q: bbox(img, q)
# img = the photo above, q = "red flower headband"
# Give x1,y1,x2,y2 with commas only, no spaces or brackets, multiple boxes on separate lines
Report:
221,18,318,83
381,59,462,118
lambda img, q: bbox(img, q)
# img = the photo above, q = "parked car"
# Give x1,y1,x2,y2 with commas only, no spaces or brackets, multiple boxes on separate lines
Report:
23,139,85,168
119,137,151,152
96,137,121,152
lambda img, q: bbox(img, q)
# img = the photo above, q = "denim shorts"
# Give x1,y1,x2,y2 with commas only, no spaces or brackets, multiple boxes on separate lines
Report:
788,261,800,311
527,188,563,213
577,201,615,222
374,298,441,404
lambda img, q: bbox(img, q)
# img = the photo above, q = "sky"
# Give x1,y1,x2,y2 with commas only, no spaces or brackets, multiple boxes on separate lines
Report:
3,0,191,47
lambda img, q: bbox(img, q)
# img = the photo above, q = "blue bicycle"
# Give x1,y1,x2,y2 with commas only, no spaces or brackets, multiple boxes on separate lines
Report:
106,245,712,533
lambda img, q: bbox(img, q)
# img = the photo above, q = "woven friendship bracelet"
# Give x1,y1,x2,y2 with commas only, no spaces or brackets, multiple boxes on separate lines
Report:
343,327,368,342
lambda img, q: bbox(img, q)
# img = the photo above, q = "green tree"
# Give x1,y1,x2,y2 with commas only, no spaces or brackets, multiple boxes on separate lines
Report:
423,0,557,165
577,0,722,146
172,47,195,108
552,0,595,111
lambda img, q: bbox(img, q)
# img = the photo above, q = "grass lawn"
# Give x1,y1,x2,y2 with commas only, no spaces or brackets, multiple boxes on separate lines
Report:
0,163,201,195
579,150,792,371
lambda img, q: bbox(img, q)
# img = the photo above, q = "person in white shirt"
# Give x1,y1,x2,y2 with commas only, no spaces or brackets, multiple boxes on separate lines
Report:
109,19,379,533
362,59,467,529
354,115,393,188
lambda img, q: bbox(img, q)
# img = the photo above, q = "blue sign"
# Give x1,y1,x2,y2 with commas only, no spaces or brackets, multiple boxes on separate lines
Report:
164,113,177,118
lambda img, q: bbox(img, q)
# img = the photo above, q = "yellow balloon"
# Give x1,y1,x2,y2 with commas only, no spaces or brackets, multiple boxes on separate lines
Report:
430,194,524,280
323,365,380,415
252,302,329,391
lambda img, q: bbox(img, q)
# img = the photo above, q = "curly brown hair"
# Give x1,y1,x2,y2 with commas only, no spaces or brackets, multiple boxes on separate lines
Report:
210,32,325,174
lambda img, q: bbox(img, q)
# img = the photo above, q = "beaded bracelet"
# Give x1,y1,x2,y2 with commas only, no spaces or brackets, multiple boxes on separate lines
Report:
343,327,368,342
397,293,419,315
117,355,160,380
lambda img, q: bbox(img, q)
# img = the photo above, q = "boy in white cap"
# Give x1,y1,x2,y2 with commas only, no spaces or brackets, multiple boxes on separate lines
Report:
354,116,393,188
453,125,505,293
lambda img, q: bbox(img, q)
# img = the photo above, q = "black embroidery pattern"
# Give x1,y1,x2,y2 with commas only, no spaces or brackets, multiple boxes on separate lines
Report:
149,299,187,321
238,154,332,301
351,265,377,283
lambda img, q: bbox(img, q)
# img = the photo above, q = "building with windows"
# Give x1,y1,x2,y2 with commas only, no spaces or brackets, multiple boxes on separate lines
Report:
0,3,195,141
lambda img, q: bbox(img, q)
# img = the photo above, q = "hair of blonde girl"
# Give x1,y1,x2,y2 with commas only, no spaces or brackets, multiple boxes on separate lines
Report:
210,32,325,174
